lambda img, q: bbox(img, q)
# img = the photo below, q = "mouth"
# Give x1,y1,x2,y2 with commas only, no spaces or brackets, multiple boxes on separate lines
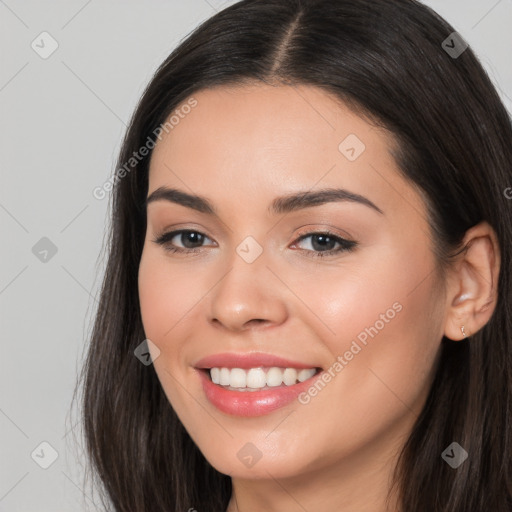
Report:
193,352,325,416
196,365,324,417
199,366,323,391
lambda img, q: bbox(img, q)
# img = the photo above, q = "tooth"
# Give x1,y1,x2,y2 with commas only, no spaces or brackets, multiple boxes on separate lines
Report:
210,367,220,384
246,368,267,388
266,367,283,387
209,366,318,389
283,368,298,385
230,368,247,388
219,367,231,386
297,368,316,382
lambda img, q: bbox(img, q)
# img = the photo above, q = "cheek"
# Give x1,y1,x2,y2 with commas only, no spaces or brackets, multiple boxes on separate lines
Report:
298,242,442,409
324,255,440,413
138,260,168,341
138,250,195,342
137,250,199,416
271,259,442,473
137,248,214,411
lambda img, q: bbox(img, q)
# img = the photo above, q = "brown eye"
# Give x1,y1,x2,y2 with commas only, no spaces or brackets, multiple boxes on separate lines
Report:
153,230,214,253
292,232,357,258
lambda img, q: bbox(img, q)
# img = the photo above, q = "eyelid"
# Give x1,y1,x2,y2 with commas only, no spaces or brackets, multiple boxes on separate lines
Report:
152,228,216,250
293,224,353,242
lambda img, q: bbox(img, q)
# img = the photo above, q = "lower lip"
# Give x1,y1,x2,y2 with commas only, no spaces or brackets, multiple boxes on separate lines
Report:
196,369,321,417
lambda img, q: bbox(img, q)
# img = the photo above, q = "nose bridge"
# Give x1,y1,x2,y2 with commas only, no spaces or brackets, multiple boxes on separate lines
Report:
207,236,288,330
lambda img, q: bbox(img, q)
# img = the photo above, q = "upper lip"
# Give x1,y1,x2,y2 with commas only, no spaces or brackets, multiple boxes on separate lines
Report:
194,352,322,370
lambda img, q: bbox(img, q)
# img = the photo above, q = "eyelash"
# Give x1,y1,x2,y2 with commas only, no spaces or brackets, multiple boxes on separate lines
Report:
152,229,357,258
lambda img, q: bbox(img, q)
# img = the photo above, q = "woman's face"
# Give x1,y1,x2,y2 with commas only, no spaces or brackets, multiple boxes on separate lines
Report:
138,83,447,481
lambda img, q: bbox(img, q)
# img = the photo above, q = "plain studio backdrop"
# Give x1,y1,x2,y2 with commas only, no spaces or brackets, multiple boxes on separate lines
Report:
0,1,511,510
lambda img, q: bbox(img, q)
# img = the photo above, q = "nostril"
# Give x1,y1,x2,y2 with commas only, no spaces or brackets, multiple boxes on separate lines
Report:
245,319,268,328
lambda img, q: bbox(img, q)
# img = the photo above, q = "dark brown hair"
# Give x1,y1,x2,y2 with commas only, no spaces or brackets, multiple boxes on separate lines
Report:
73,0,512,510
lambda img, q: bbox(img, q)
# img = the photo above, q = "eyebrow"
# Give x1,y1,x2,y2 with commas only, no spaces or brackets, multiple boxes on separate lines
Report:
145,186,384,215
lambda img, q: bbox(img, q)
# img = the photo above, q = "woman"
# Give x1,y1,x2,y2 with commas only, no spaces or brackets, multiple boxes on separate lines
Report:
77,0,512,510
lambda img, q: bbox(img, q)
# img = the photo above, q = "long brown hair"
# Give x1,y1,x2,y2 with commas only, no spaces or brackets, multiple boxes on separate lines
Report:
73,0,512,510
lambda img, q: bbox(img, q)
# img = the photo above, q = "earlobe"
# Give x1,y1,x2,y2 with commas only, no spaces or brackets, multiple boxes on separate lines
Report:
443,221,500,342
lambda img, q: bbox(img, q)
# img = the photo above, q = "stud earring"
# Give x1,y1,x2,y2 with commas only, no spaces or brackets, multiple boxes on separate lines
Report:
461,325,468,339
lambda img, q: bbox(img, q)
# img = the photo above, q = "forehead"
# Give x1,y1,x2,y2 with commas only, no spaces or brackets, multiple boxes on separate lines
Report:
147,83,425,222
150,83,382,171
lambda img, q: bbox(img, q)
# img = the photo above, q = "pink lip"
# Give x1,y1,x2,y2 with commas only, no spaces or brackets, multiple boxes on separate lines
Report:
196,368,322,417
194,352,320,370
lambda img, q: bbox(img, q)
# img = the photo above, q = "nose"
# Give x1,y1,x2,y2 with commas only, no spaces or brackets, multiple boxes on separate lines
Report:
207,250,288,332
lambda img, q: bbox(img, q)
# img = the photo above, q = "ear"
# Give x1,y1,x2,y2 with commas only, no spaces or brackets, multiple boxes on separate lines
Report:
443,221,500,341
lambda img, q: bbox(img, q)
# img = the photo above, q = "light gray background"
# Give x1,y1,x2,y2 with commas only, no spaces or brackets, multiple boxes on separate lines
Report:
1,1,511,510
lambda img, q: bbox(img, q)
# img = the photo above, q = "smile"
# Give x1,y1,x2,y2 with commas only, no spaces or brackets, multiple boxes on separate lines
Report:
209,366,319,390
196,366,323,417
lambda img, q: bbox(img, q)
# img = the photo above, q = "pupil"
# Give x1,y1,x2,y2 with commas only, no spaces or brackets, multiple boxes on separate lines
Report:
182,232,203,248
312,235,335,251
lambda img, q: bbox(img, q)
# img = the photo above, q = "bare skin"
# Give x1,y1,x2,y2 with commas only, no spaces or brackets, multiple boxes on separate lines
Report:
137,83,500,512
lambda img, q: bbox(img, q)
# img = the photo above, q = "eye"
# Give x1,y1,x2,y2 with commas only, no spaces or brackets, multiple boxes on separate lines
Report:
152,229,357,258
291,231,357,258
152,229,215,254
